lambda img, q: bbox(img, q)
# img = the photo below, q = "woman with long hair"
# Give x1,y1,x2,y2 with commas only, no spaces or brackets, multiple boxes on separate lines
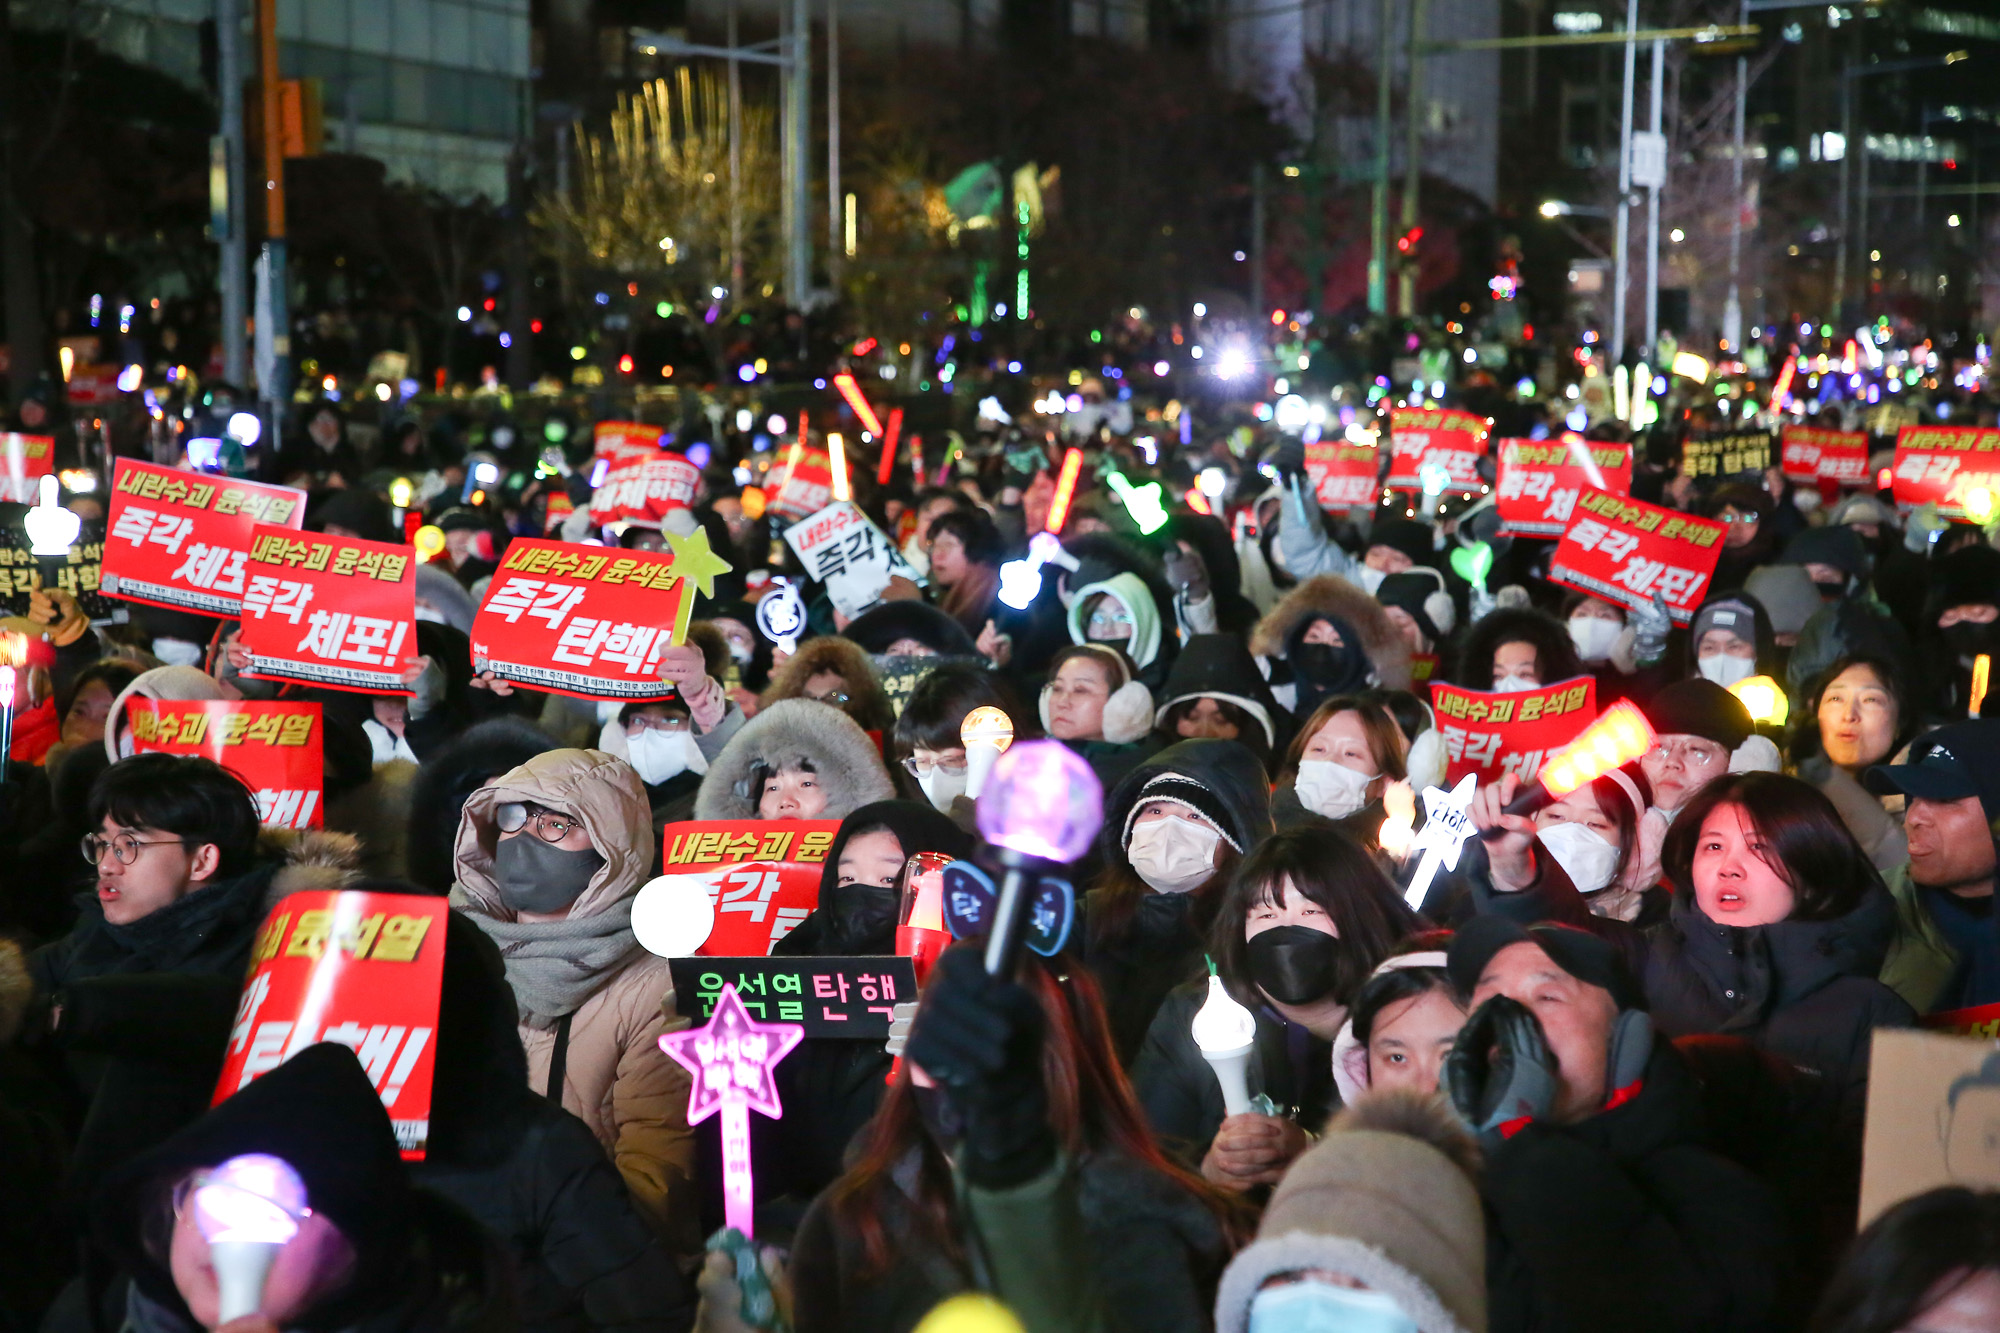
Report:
1811,1187,2000,1333
1271,693,1409,829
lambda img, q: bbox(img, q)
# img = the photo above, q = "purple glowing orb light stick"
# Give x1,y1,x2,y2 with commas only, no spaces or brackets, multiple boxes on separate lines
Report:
973,740,1102,976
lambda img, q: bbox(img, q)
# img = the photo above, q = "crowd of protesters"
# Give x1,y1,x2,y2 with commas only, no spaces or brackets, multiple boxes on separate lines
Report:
3,375,2000,1333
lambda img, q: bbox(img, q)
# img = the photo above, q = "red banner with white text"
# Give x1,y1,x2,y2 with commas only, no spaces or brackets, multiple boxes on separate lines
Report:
239,526,418,694
1386,408,1490,490
1781,426,1870,485
124,699,324,829
101,458,305,615
1,432,54,503
659,819,841,956
594,420,665,466
1494,437,1634,537
1304,440,1380,509
1548,489,1725,626
588,454,701,526
1430,677,1597,786
1892,425,2000,518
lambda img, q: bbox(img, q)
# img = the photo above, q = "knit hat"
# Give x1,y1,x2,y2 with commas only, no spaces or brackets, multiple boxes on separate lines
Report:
1214,1091,1486,1333
1742,565,1821,637
1783,525,1869,579
1642,678,1753,751
1378,568,1457,644
1828,493,1894,530
1927,545,2000,617
1120,772,1244,851
1446,914,1647,1012
1367,516,1437,568
310,488,398,545
1690,597,1759,650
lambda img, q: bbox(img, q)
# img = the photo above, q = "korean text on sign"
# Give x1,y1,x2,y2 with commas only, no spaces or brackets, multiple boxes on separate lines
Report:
1430,677,1597,786
668,956,918,1037
470,537,704,699
1781,427,1870,484
0,518,114,620
660,818,841,955
101,458,305,615
1891,425,2000,518
1494,437,1634,538
769,449,836,521
782,501,919,620
238,525,418,695
1304,441,1380,509
593,420,665,466
1682,430,1776,479
1385,408,1490,489
124,699,325,829
1547,489,1725,625
588,454,702,526
217,890,447,1158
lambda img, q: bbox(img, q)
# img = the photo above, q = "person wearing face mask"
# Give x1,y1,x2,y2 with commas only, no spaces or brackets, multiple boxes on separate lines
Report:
1251,574,1415,719
414,561,478,634
1452,607,1585,695
1151,635,1284,776
595,698,709,836
893,662,1028,816
1274,695,1408,829
1131,826,1422,1187
450,747,699,1251
1068,572,1170,688
1687,593,1780,690
1084,740,1275,1063
1561,593,1641,700
1922,544,2000,722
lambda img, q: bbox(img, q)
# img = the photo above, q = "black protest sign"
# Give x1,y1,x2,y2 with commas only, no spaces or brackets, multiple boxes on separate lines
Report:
669,955,917,1038
1683,429,1776,479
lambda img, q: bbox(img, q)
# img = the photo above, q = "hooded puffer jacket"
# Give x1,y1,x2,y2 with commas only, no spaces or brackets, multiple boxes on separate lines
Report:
450,748,697,1249
694,697,897,821
1151,633,1285,755
1068,572,1168,674
100,665,225,760
1250,574,1414,701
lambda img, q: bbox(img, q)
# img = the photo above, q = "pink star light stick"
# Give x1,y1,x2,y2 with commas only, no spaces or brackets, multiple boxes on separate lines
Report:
657,983,804,1239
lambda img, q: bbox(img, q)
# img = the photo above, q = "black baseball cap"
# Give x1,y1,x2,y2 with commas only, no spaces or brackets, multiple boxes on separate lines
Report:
1866,720,2000,822
1446,914,1647,1013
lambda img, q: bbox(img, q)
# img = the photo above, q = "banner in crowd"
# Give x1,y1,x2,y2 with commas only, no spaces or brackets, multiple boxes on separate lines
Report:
0,516,117,621
1,432,54,503
238,526,419,694
783,501,919,619
1385,408,1489,490
668,956,917,1037
124,698,324,829
1494,437,1634,537
1682,429,1776,480
469,537,715,698
1921,1003,2000,1038
1430,677,1597,785
768,448,836,521
659,819,840,955
216,890,448,1159
1303,440,1380,509
1891,424,2000,517
1548,489,1725,625
1858,1028,2000,1228
543,490,574,535
1781,426,1871,484
594,420,666,467
587,454,702,527
101,459,305,615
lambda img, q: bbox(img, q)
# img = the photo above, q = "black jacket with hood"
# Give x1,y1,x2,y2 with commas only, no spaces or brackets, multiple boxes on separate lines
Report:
1152,634,1286,763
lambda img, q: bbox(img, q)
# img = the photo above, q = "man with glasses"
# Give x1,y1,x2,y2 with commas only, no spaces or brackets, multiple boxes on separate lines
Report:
1619,680,1763,893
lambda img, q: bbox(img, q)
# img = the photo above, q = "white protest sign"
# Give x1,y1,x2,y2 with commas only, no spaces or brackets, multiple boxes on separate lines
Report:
782,501,919,620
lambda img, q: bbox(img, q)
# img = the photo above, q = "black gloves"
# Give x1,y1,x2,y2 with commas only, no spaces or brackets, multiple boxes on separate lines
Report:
1271,438,1307,483
904,949,1055,1190
1442,995,1559,1147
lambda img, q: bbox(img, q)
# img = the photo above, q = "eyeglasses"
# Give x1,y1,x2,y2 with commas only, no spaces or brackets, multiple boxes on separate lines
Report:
495,802,580,843
1647,739,1725,769
903,754,969,778
626,713,690,734
1087,612,1134,633
81,832,185,865
807,690,852,708
1717,511,1760,525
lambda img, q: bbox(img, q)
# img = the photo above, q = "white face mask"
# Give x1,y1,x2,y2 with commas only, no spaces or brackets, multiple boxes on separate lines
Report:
1569,616,1621,663
1355,565,1388,594
1494,673,1538,693
918,764,969,813
1127,816,1222,894
1292,759,1374,820
151,638,204,668
627,727,706,786
1538,820,1621,895
414,604,449,625
1699,654,1755,687
900,536,930,578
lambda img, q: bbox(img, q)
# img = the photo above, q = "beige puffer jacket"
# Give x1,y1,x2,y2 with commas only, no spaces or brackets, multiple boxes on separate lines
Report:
450,747,697,1253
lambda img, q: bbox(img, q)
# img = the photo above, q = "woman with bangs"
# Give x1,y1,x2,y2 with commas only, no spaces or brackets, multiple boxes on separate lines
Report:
1271,694,1409,829
1791,653,1918,873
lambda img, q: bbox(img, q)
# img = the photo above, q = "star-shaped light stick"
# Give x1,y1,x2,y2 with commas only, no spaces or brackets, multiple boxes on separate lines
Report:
657,984,803,1238
663,526,735,601
1402,773,1480,910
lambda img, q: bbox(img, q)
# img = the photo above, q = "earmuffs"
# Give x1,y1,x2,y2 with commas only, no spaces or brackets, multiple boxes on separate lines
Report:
1040,645,1155,745
1402,565,1458,638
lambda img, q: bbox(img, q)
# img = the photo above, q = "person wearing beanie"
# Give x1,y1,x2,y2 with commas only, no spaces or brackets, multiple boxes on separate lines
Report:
310,487,399,545
1378,567,1458,657
1785,526,1871,600
1686,592,1780,690
433,506,499,588
1212,1090,1485,1333
1921,544,2000,721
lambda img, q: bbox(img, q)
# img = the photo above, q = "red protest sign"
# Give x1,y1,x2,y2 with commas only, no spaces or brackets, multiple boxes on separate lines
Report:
1494,437,1634,537
1548,489,1725,626
1386,408,1489,489
544,490,574,535
1892,425,2000,517
769,448,835,521
1,432,54,503
217,890,447,1158
1921,1003,2000,1038
65,364,122,405
588,454,701,526
470,536,719,698
1430,676,1597,785
125,698,325,828
660,819,840,955
101,458,305,615
594,420,665,465
1304,440,1380,509
238,526,418,695
1781,426,1870,485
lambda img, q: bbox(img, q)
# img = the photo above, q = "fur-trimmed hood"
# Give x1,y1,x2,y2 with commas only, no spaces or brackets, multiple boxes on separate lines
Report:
694,697,896,821
758,634,896,733
1250,574,1413,690
255,828,366,911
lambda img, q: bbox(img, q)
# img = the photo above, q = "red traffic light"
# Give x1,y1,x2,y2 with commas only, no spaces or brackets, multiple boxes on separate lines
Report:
1396,227,1424,254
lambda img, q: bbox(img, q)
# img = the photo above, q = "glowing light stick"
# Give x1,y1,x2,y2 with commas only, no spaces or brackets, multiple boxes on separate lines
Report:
1729,675,1790,727
1524,702,1655,810
1046,448,1084,533
997,531,1079,611
960,706,1014,800
756,578,807,655
1191,961,1256,1116
1378,780,1417,859
658,985,802,1239
828,432,850,501
1974,655,1991,719
895,851,956,982
831,371,884,436
974,740,1102,977
1402,773,1480,909
413,525,445,563
25,473,80,558
631,874,717,957
0,657,16,779
1106,473,1169,534
1768,355,1796,415
1184,486,1212,516
192,1154,309,1323
877,406,904,485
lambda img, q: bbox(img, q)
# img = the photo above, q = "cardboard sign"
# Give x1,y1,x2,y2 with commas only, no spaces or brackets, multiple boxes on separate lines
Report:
0,432,54,503
238,526,418,695
1386,408,1489,490
660,818,841,955
1781,426,1870,484
1892,425,2000,517
783,501,920,619
588,454,702,527
1304,440,1380,509
101,459,305,615
668,956,917,1037
469,538,703,699
594,420,666,464
1682,429,1775,480
0,516,117,621
125,699,325,829
1494,437,1635,537
1859,1028,2000,1228
769,449,835,521
1548,490,1725,626
1429,677,1596,784
217,890,447,1158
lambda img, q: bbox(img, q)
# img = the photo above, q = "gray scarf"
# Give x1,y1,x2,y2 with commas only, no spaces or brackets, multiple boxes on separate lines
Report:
452,888,642,1029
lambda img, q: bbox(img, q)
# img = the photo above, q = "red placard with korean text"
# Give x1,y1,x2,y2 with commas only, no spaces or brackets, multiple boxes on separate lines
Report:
1921,1003,2000,1038
1781,426,1870,485
124,698,324,829
238,526,418,695
1495,437,1634,537
1548,489,1725,626
1,432,54,503
769,449,835,521
1430,677,1597,786
469,538,704,699
594,420,665,466
216,890,447,1159
101,458,305,615
1892,425,2000,517
659,819,841,955
588,454,701,526
1304,440,1380,509
1386,408,1489,489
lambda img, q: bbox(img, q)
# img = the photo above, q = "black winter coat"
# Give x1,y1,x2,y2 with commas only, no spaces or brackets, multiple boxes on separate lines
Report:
29,865,277,996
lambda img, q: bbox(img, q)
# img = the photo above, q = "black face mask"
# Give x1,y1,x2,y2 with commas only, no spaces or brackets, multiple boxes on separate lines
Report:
493,835,604,915
1245,925,1340,1005
1945,620,2000,658
1813,580,1847,602
819,882,899,956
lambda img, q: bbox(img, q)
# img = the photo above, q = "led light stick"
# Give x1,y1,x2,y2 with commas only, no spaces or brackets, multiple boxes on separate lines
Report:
1045,448,1084,533
960,706,1014,799
191,1154,309,1323
894,851,956,982
831,371,885,436
1729,675,1790,727
756,578,806,655
997,530,1080,611
1106,473,1170,534
1503,701,1656,821
1192,959,1256,1115
24,472,81,598
876,406,905,485
974,740,1102,978
657,984,803,1239
828,432,850,501
1974,655,1991,719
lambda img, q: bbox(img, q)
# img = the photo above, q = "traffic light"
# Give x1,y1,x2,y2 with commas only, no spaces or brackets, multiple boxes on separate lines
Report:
1396,226,1424,255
